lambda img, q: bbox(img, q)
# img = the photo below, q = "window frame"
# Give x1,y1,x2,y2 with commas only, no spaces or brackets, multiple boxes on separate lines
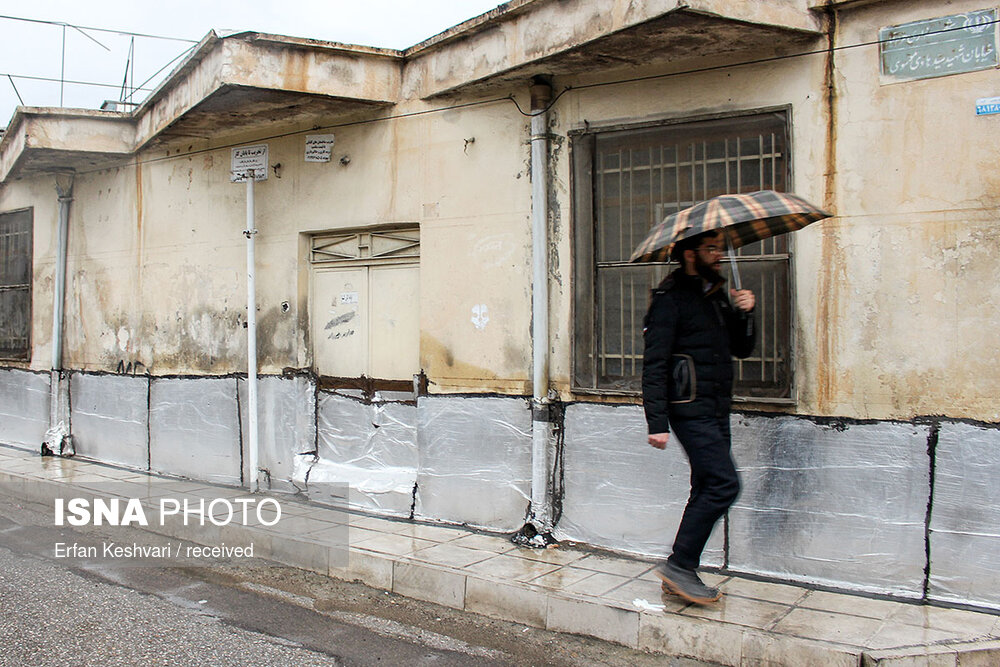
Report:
0,207,33,362
570,107,797,404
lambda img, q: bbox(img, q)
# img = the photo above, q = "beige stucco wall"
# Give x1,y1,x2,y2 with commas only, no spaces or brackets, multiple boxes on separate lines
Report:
3,0,997,422
546,52,831,404
799,0,1000,421
5,93,535,388
0,176,60,366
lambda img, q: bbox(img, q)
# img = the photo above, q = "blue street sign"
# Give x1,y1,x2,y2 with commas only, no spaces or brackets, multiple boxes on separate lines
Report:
976,97,1000,116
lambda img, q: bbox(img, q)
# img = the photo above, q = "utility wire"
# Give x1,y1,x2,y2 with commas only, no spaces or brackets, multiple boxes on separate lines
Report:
67,23,111,51
0,14,198,43
0,43,197,104
6,75,23,105
120,38,134,103
130,96,519,170
5,11,990,117
54,14,1000,176
0,14,195,109
514,16,1000,117
124,44,197,104
0,72,155,93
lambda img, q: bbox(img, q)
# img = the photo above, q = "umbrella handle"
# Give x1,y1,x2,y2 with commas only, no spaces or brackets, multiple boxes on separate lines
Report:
726,233,742,291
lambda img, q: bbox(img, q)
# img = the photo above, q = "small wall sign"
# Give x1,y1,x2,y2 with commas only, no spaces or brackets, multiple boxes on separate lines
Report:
976,96,1000,115
231,144,269,182
305,134,336,162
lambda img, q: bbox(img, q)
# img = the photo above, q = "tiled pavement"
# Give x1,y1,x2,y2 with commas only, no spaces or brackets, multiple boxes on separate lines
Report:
2,444,999,666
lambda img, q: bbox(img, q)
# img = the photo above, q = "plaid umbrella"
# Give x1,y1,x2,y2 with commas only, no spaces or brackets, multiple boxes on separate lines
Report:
628,190,831,265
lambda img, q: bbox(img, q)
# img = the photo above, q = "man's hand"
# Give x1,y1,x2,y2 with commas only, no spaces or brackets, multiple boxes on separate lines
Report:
730,289,755,312
648,433,670,449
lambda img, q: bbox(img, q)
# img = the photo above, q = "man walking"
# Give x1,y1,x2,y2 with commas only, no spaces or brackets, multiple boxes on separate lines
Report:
642,229,756,604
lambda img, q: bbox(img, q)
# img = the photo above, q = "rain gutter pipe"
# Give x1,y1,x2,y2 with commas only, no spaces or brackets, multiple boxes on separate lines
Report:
529,79,552,534
45,174,74,455
245,173,259,493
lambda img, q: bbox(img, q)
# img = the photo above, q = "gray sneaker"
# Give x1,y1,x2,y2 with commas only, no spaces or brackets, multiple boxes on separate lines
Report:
654,561,722,605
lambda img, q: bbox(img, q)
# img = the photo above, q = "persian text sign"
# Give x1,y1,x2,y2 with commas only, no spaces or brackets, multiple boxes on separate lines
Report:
305,134,336,162
231,144,269,182
880,9,998,82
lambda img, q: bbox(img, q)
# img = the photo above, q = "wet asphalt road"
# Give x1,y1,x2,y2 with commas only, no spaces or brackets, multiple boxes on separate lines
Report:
0,492,707,667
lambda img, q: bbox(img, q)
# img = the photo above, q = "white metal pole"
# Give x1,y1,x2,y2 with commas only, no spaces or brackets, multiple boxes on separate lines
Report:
529,80,551,533
245,172,259,493
46,176,73,454
51,182,72,380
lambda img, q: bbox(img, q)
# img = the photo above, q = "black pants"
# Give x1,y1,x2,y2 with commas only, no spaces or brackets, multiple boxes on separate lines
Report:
667,415,741,571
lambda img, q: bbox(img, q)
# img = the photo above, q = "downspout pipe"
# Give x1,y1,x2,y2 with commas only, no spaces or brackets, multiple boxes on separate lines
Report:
245,173,260,493
44,173,74,456
527,78,553,538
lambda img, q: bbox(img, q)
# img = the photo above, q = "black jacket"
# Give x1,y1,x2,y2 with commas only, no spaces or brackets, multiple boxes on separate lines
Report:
641,269,756,434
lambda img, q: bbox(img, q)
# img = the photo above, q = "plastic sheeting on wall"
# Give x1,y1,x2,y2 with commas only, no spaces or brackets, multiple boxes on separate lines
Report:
292,391,418,516
70,373,149,469
554,403,725,565
0,368,49,450
414,395,532,532
729,415,929,597
238,375,317,493
929,422,1000,610
149,377,242,486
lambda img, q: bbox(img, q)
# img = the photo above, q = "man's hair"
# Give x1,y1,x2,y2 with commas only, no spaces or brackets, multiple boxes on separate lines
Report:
670,229,723,264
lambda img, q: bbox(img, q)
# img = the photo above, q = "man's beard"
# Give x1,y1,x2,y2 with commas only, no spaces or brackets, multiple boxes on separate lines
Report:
695,255,723,283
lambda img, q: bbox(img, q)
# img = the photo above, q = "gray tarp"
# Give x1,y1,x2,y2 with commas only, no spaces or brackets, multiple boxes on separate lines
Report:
729,416,929,596
414,396,532,531
0,368,49,450
149,377,242,486
70,373,149,469
929,422,1000,610
555,402,724,565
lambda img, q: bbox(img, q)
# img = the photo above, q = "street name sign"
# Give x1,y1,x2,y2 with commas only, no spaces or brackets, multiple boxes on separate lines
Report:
231,144,269,182
880,9,998,82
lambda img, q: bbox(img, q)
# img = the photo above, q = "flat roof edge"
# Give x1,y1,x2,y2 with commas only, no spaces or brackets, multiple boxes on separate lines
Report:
403,0,539,57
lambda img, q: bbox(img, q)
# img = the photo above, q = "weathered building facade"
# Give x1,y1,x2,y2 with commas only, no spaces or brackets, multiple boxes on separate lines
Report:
1,0,999,610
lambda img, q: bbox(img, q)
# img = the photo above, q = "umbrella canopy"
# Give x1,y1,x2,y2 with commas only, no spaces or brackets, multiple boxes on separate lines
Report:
628,190,831,264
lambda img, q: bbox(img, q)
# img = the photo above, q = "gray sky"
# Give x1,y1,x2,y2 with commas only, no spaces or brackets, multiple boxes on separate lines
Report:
0,1,504,127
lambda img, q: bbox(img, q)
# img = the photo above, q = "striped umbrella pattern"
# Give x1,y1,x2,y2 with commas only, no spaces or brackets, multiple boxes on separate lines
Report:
629,190,831,264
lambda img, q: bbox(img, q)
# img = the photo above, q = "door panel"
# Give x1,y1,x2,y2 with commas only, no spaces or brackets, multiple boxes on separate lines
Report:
312,268,368,378
369,265,419,380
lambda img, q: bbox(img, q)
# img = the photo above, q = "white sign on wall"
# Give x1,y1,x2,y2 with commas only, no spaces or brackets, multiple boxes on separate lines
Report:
305,134,336,162
231,144,269,182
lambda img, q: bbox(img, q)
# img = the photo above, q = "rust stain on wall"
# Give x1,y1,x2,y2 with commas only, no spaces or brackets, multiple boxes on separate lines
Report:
281,48,312,92
135,162,144,310
420,332,498,382
815,9,840,413
256,304,297,370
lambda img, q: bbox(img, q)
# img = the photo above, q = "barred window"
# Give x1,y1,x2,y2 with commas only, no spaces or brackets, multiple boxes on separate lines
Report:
572,111,793,400
0,208,32,360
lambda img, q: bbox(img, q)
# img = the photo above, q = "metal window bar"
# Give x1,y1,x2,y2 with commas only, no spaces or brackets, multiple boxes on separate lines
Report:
0,211,31,356
310,229,420,266
593,121,789,396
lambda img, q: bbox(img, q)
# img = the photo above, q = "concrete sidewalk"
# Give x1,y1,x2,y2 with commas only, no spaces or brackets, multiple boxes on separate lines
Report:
1,444,998,667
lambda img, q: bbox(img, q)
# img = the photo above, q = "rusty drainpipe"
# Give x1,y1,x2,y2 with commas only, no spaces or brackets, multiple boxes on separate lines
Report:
44,173,75,456
528,77,553,539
